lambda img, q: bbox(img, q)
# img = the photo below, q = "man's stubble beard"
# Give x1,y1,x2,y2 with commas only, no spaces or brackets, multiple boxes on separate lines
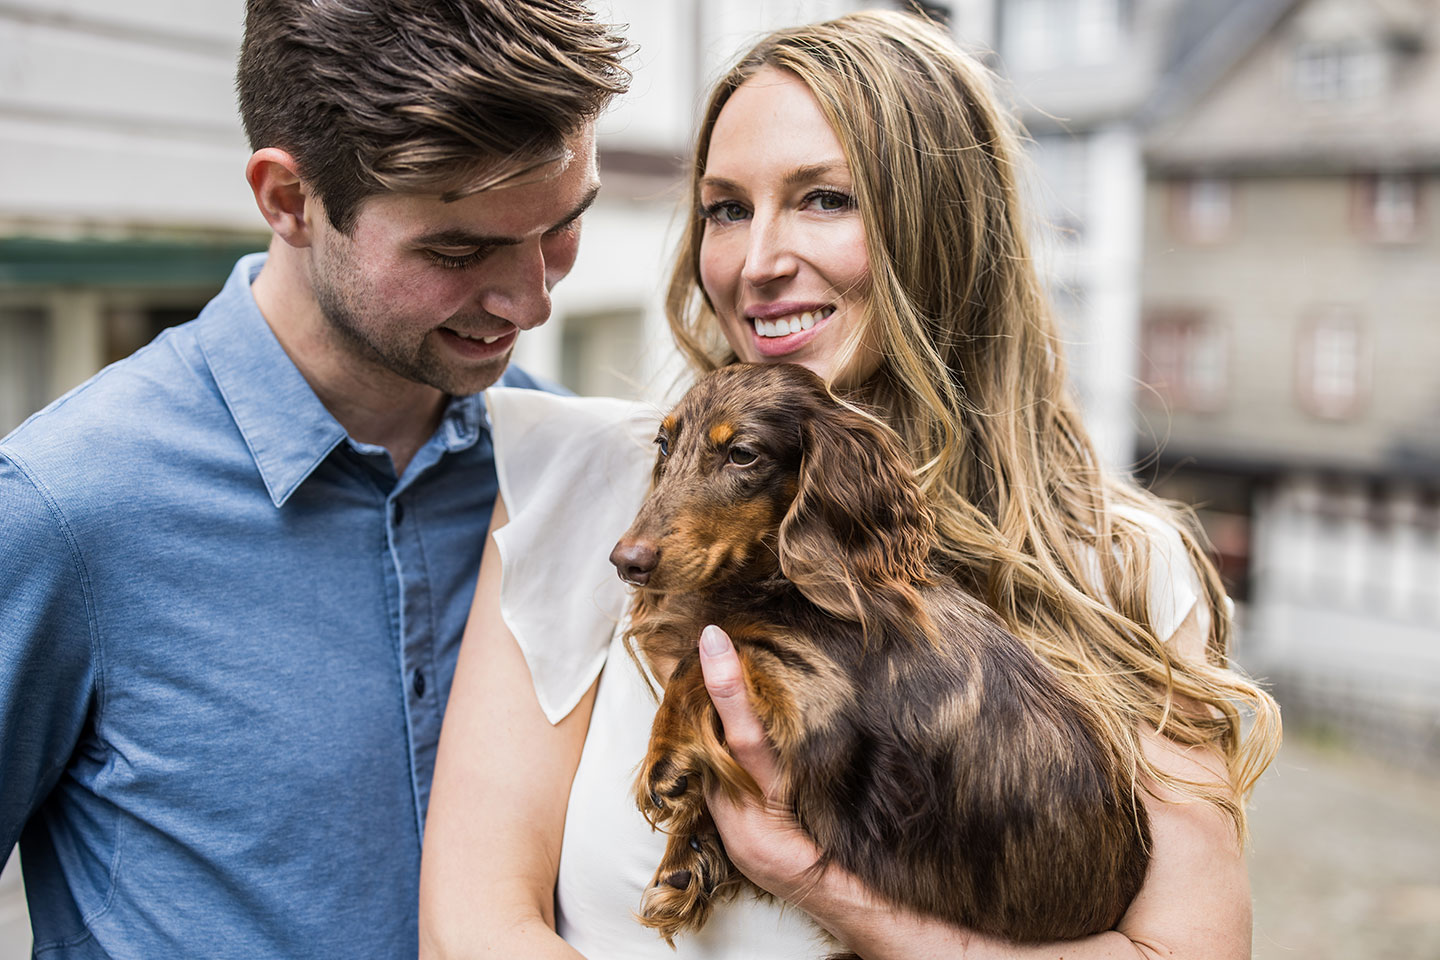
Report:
311,241,512,398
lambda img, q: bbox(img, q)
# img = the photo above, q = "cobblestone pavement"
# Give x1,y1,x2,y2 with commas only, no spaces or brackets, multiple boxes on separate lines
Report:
1250,735,1440,960
1,734,1435,957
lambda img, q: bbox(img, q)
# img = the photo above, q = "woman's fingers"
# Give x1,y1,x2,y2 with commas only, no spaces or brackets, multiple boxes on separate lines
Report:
698,624,780,792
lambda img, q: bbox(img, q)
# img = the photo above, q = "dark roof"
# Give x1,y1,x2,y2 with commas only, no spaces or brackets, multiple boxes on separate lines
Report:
1141,0,1301,125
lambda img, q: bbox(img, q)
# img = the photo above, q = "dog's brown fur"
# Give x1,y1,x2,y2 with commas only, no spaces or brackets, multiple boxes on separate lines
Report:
610,363,1150,949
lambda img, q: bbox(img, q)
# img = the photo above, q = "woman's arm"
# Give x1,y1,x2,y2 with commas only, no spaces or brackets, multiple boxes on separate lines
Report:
419,494,596,960
697,617,1251,960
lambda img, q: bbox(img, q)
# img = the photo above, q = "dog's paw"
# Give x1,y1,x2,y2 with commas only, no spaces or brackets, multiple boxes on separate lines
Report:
638,833,732,942
638,754,700,825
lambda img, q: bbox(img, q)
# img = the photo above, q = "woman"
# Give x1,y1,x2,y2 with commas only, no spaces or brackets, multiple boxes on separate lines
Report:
419,11,1280,959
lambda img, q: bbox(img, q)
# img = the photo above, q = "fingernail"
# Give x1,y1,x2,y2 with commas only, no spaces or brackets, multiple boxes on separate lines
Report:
700,625,730,657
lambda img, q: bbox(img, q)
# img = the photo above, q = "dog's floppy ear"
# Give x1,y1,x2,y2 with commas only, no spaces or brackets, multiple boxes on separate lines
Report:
777,400,936,641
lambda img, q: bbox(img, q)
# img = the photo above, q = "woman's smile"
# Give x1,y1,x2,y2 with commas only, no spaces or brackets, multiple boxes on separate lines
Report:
745,302,837,354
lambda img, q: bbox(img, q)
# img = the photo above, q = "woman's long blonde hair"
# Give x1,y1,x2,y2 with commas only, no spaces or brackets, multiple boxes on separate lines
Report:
666,10,1279,834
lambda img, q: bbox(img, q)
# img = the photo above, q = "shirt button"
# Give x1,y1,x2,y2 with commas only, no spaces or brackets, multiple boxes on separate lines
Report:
412,669,426,698
392,501,405,526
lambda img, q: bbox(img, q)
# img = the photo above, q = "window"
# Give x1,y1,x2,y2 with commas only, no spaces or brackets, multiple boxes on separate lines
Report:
1171,178,1233,243
1075,0,1123,64
1142,311,1228,412
1293,41,1385,101
1355,173,1423,243
1297,309,1367,420
1004,0,1125,70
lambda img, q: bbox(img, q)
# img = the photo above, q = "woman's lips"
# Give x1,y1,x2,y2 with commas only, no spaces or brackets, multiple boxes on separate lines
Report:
747,305,835,357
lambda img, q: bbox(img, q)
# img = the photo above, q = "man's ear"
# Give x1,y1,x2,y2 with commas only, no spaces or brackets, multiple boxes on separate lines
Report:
246,148,315,247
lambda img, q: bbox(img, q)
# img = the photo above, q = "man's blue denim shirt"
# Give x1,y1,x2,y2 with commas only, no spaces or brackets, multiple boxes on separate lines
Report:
0,253,551,957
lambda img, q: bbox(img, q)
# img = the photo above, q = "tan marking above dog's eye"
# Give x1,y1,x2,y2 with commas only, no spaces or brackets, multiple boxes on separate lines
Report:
708,422,735,446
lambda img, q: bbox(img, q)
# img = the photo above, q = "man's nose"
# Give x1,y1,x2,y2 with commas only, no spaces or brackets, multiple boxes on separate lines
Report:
478,240,552,330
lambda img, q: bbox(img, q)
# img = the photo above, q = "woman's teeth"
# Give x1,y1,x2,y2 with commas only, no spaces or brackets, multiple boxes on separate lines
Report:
752,307,833,338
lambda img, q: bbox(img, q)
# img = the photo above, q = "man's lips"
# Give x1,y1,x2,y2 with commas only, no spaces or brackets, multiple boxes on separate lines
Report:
437,326,516,358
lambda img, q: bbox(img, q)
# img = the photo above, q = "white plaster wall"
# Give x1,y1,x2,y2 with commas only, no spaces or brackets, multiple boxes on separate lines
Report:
1077,124,1145,471
0,3,258,230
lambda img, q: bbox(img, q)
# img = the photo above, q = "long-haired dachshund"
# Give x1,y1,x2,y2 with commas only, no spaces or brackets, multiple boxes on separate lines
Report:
609,363,1149,950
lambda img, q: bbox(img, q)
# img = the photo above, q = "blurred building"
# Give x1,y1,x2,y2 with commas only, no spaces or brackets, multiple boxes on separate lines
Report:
996,0,1439,763
1134,0,1440,765
996,0,1180,469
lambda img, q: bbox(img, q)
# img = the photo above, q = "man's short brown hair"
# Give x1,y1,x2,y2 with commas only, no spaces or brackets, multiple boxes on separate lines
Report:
237,0,630,233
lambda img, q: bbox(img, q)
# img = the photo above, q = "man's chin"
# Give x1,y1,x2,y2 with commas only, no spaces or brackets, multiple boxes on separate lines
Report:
433,351,515,397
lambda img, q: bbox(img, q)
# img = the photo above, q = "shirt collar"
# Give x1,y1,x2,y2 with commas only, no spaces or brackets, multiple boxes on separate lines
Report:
195,254,349,507
196,254,497,507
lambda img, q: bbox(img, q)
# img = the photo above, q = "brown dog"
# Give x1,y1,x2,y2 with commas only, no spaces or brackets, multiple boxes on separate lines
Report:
609,363,1149,949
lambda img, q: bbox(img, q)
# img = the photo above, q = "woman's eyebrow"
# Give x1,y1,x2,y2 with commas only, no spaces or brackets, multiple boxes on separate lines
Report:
782,161,849,187
700,161,850,194
699,174,743,194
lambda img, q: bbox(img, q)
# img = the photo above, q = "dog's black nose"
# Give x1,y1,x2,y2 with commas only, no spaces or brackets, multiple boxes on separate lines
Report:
610,540,658,585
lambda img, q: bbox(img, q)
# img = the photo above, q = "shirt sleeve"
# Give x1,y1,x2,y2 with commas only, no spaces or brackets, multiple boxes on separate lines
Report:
483,388,658,724
0,452,97,859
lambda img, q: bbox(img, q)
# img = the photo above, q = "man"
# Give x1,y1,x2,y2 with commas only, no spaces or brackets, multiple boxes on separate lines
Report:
0,1,628,956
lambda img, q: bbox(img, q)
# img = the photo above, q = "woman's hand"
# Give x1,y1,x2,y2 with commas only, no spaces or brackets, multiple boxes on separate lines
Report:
696,624,828,904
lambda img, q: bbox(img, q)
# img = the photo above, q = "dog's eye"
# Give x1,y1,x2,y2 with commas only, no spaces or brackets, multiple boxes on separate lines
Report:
727,446,758,466
654,435,670,457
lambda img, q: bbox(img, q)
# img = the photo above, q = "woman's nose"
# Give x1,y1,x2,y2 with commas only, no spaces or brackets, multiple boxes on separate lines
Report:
741,214,798,287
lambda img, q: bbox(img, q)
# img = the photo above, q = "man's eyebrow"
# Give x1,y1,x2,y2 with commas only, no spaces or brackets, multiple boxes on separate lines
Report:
551,182,601,232
412,183,602,249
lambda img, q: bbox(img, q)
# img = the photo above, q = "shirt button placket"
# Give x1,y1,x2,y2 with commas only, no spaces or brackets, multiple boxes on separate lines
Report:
390,500,422,702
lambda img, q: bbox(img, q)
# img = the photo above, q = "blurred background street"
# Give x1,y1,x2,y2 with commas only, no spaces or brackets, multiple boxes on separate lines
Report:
2,0,1437,955
1250,737,1440,960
